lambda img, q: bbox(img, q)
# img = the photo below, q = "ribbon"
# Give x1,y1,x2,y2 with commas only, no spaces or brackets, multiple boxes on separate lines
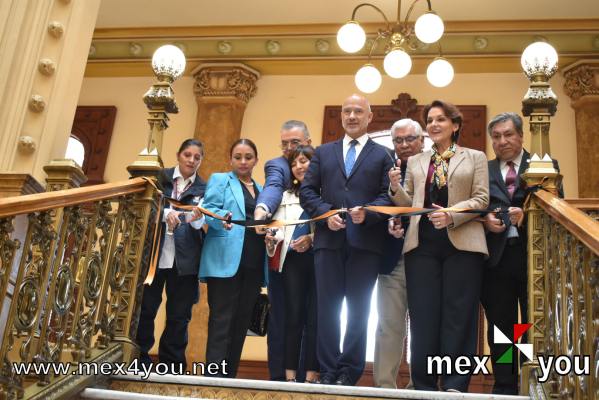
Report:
141,177,164,286
165,196,507,228
521,176,561,227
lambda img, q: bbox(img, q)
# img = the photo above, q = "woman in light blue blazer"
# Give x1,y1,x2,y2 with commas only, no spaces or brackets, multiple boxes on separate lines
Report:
200,138,267,378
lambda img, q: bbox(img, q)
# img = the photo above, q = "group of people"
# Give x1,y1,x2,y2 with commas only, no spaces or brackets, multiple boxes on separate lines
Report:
135,93,561,395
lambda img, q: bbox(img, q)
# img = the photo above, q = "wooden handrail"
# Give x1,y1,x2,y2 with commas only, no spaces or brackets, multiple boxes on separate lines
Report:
0,177,151,218
535,190,599,256
565,198,599,210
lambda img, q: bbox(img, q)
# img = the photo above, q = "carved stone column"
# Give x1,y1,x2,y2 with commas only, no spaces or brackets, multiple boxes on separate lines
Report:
0,0,101,183
192,63,260,179
563,60,599,198
186,64,259,368
43,159,87,191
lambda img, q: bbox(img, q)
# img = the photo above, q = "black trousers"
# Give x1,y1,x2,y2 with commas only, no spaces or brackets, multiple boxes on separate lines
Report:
404,218,483,392
205,265,263,377
283,250,318,371
481,239,527,395
314,246,379,384
136,266,199,370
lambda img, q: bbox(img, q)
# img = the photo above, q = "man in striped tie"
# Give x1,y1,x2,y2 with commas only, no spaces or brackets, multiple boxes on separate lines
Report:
482,112,562,395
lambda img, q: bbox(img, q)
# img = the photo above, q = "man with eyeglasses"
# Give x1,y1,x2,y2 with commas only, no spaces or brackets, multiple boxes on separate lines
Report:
255,120,311,382
375,119,424,388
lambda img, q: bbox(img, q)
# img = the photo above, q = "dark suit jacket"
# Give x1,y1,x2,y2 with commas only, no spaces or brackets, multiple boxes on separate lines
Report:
256,156,291,215
486,150,562,267
159,167,206,276
300,138,393,255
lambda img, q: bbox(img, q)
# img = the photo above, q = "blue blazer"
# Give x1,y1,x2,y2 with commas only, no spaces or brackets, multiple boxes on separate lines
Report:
300,138,393,255
256,156,291,214
199,171,267,283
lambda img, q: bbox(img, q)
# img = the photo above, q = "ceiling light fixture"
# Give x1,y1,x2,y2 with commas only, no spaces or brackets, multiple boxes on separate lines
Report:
337,0,453,93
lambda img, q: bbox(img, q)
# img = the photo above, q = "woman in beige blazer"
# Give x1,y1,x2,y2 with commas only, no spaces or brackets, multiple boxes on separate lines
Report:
265,145,318,383
389,100,489,393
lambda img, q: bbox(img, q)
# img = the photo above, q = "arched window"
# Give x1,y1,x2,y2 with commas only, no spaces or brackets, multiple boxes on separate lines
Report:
64,136,86,167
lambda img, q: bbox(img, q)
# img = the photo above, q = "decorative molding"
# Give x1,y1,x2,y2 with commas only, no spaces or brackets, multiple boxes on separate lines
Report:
562,60,599,101
217,41,232,55
85,22,599,77
129,42,143,56
17,136,36,154
266,40,281,55
315,39,330,54
192,63,260,104
28,95,46,113
473,36,488,50
0,173,44,197
47,21,65,38
38,59,56,76
92,19,599,39
174,42,187,53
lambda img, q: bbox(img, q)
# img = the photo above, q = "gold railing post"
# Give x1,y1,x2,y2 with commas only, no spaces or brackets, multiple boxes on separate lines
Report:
119,45,185,361
43,159,87,191
520,41,561,396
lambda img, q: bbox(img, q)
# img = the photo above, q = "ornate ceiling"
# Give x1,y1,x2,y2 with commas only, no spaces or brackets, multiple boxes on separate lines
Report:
87,0,599,76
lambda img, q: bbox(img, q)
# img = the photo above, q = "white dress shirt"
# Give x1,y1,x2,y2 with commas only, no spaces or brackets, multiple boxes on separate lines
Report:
343,133,369,161
159,166,205,269
499,149,524,239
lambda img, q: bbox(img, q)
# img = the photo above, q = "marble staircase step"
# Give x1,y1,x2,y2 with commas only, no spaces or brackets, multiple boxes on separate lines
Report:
104,373,530,400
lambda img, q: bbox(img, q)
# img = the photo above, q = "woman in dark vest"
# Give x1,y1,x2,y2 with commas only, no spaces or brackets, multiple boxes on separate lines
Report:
136,138,206,373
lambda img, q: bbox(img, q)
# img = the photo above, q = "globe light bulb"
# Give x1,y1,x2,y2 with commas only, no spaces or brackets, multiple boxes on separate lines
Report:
355,64,382,93
521,41,558,79
414,12,444,44
383,48,412,78
426,58,454,87
152,44,186,81
337,21,366,53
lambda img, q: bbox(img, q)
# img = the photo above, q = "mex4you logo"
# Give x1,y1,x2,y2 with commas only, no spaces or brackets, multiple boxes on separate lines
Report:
427,323,591,383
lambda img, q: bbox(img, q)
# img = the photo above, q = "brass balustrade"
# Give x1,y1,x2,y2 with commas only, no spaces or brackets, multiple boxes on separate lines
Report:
524,190,599,400
0,177,160,400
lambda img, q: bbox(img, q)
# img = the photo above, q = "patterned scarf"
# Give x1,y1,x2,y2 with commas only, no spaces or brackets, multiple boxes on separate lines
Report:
430,142,457,189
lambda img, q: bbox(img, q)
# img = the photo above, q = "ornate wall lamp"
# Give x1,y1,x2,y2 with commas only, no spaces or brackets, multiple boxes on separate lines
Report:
521,41,559,159
127,44,186,177
337,0,453,93
520,41,561,189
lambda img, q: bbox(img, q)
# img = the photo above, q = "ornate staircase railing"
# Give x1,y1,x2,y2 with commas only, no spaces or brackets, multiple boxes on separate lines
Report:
0,177,160,400
523,190,599,400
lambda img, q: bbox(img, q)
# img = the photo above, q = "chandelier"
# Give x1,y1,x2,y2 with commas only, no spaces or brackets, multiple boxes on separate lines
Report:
337,0,453,93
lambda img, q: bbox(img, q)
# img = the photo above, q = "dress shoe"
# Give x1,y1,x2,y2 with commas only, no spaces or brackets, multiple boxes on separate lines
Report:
319,375,335,385
335,374,353,386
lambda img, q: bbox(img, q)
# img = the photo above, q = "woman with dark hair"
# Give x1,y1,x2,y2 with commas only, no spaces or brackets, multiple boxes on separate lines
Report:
265,145,319,383
199,138,267,378
388,100,489,392
136,138,206,372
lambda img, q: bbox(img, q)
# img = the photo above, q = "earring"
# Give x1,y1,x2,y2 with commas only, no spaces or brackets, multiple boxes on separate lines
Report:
293,179,299,185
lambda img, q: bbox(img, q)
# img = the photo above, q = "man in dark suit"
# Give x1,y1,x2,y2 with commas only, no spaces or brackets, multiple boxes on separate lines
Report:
374,118,423,388
300,94,392,386
254,120,311,381
482,112,562,394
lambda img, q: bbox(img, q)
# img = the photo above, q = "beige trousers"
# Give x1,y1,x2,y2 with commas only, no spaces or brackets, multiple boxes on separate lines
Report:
373,258,409,388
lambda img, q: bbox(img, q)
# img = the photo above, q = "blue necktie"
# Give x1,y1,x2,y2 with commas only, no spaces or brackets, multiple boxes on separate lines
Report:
345,139,358,176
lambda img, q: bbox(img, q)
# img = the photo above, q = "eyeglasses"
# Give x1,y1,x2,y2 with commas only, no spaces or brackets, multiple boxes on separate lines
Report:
279,139,302,149
392,136,419,145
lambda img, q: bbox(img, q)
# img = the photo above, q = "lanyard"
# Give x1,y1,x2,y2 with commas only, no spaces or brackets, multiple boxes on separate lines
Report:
172,177,192,200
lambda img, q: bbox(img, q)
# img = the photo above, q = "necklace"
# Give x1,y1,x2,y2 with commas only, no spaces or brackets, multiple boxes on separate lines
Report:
240,179,253,186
